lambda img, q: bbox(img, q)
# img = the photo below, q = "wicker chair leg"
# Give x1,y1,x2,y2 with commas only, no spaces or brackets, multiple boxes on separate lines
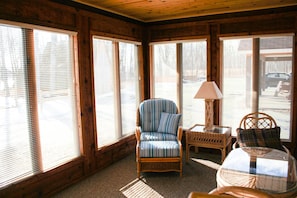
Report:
137,161,140,178
180,162,182,177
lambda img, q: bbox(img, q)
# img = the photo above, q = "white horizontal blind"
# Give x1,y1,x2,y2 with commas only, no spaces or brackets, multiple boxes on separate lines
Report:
0,25,34,187
0,23,80,187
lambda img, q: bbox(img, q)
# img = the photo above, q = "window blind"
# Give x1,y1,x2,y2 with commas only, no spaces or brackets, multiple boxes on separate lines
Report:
0,23,80,188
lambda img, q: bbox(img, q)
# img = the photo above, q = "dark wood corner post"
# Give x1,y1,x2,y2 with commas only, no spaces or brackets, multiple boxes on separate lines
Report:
141,26,150,100
208,23,221,125
77,15,97,174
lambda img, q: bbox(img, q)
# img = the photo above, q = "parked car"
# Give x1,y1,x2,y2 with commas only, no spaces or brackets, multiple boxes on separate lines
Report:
264,72,291,89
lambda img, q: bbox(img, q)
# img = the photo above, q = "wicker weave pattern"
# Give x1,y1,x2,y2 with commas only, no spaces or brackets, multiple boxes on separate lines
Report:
186,124,232,162
188,132,229,145
240,112,277,129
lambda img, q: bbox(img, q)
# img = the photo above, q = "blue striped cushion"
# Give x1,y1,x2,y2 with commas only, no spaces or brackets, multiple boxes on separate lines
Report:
140,132,177,141
139,140,180,157
139,99,178,132
157,112,181,135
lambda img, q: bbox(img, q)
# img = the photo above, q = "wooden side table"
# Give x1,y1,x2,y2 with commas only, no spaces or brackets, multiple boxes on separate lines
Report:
186,124,232,163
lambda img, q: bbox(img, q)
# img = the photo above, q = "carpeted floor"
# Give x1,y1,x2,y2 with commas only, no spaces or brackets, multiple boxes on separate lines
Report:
52,151,222,198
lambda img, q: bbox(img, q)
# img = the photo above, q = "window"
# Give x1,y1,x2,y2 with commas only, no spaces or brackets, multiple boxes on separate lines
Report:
182,41,207,127
92,37,140,147
151,40,207,128
119,42,140,136
221,35,293,140
0,24,80,187
152,43,177,102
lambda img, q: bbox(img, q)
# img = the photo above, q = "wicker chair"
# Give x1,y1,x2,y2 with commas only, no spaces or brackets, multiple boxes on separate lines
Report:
233,112,289,153
135,98,183,178
238,112,277,129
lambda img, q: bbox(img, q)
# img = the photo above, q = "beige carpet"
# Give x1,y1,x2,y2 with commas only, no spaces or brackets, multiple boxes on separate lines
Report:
52,151,221,198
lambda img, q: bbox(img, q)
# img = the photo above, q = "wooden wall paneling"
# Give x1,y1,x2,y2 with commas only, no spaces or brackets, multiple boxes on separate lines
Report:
0,158,85,197
140,25,150,100
208,23,221,125
0,0,77,31
148,21,209,42
219,15,296,35
29,159,85,197
76,13,97,175
90,15,143,42
95,135,136,169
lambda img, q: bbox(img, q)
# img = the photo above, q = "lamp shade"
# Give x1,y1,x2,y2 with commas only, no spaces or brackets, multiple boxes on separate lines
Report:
194,81,223,100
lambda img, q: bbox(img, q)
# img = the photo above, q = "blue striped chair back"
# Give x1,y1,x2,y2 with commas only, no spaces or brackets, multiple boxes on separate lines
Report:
139,99,178,132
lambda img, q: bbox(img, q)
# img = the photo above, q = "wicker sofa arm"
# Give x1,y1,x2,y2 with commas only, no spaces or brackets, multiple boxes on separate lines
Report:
177,126,183,141
135,126,141,141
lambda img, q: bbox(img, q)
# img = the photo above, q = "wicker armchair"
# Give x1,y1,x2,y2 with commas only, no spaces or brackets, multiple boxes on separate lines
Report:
135,98,183,178
233,112,289,153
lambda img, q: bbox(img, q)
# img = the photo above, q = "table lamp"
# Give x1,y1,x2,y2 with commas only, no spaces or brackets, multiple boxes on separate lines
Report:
194,81,223,131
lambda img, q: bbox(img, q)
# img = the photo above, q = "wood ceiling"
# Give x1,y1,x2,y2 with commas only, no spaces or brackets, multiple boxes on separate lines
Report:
73,0,297,22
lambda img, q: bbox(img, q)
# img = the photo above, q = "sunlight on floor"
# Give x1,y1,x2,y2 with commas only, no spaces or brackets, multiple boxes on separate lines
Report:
120,178,164,198
191,158,221,170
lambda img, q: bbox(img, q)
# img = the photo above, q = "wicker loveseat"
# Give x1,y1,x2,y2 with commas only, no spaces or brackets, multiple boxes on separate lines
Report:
135,98,183,177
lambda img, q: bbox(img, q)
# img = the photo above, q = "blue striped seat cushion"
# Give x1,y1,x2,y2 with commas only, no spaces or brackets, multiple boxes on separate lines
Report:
140,132,177,141
139,140,180,158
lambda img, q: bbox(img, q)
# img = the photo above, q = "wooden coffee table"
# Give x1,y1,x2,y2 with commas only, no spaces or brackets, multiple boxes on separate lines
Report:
217,147,297,197
185,124,232,163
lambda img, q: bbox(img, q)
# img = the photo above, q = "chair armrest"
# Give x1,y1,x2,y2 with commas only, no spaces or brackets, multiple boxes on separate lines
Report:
283,145,291,154
177,126,183,141
232,141,239,150
135,126,141,141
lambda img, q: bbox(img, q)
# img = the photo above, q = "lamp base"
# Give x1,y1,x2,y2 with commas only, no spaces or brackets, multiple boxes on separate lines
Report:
204,99,214,132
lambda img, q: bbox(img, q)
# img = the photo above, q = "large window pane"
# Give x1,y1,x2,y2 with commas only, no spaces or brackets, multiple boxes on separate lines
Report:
153,43,177,102
119,42,139,136
93,39,116,147
221,39,251,135
182,41,207,128
222,36,293,140
34,30,80,170
258,36,293,140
